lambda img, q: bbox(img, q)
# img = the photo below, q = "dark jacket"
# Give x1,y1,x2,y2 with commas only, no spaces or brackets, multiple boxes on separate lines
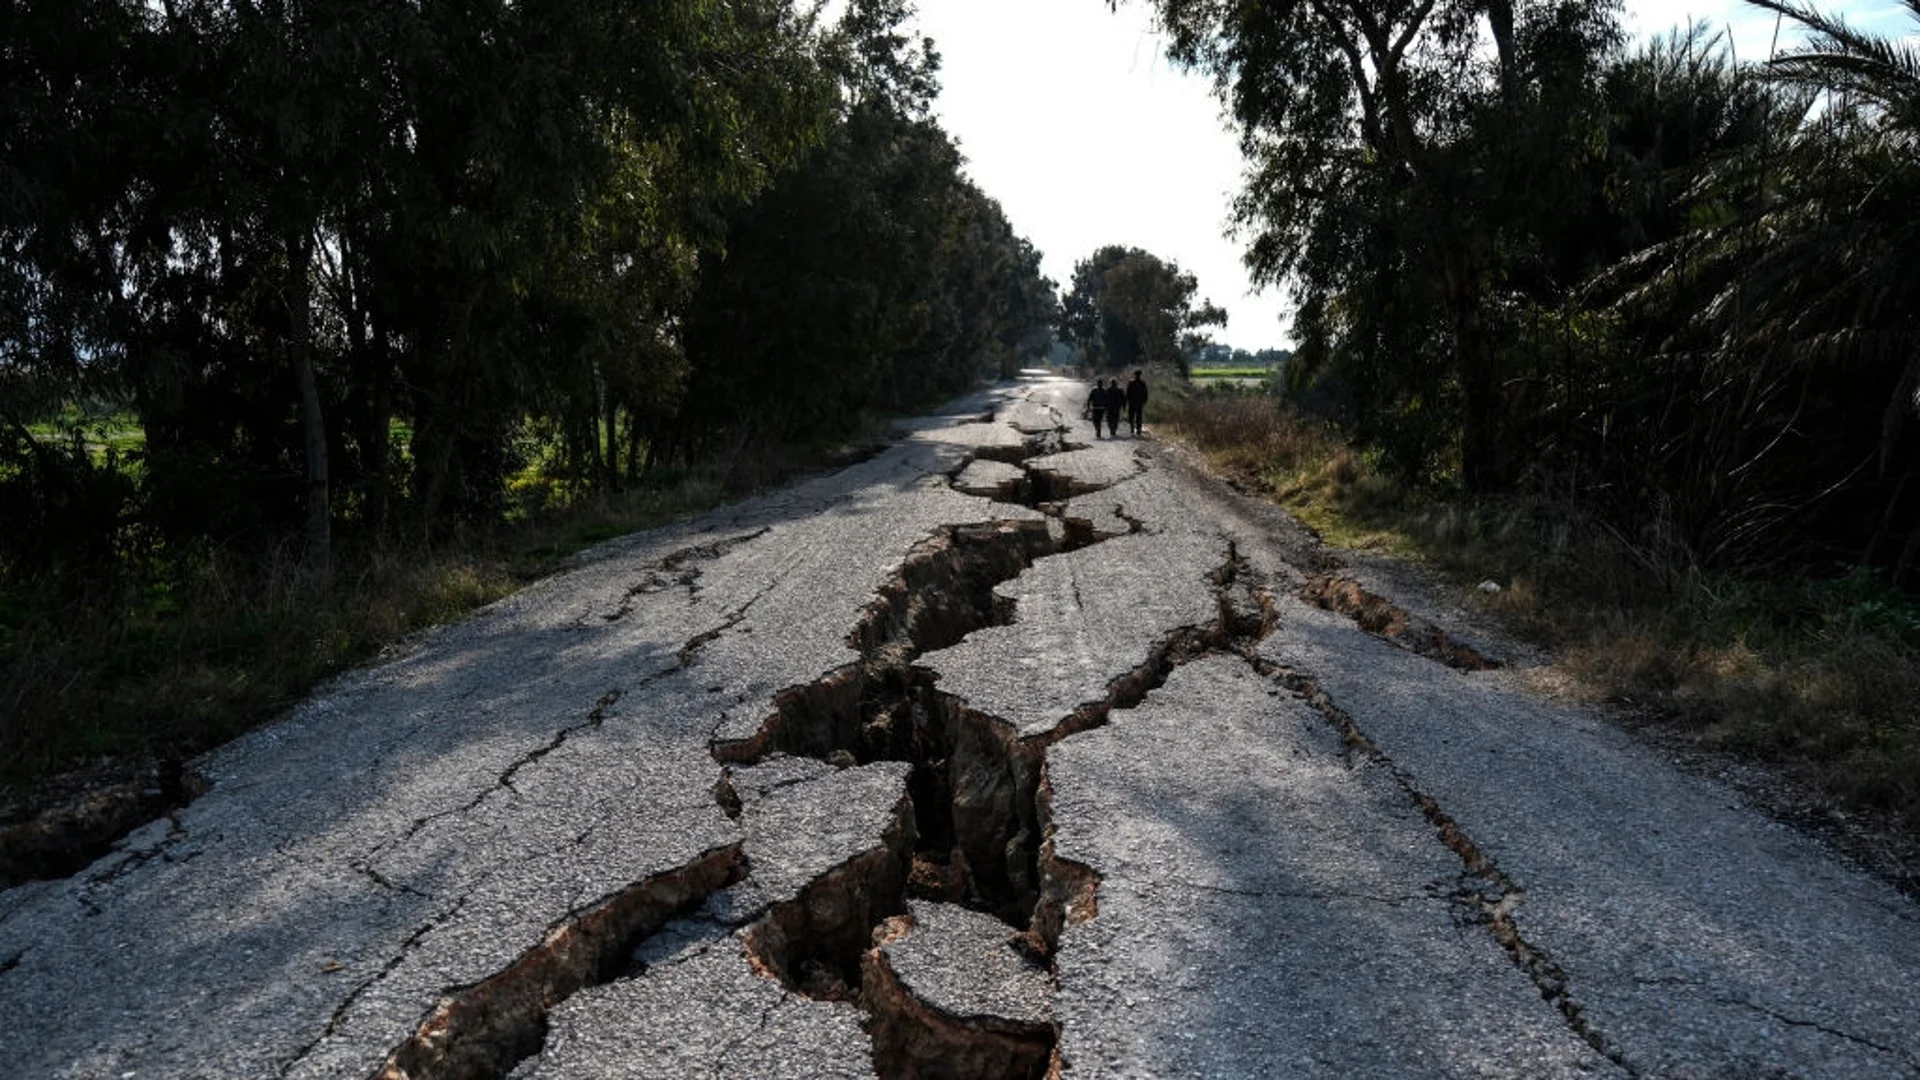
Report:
1126,377,1148,408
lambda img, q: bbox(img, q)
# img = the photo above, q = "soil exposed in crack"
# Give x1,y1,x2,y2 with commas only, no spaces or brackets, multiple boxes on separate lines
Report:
1302,572,1500,671
744,795,918,1001
357,419,1269,1080
951,425,1102,512
0,758,210,890
718,526,1254,934
712,467,1277,1078
372,843,745,1080
702,420,1139,1078
862,912,1055,1080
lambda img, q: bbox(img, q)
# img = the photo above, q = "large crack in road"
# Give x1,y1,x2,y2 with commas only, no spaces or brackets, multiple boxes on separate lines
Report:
705,419,1269,1078
376,404,1281,1079
4,376,1919,1080
356,402,1186,1079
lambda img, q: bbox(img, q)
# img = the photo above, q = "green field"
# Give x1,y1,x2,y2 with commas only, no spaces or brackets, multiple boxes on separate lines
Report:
26,408,145,464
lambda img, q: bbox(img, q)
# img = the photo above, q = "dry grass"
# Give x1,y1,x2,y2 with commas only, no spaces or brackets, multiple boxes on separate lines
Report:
1163,389,1920,842
0,471,730,812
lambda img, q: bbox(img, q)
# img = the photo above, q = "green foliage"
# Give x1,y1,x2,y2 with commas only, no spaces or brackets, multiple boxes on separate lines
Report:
1547,11,1920,577
0,0,1060,784
1189,367,1274,379
1,0,1050,569
1141,0,1623,486
1,0,838,561
675,0,1057,463
1058,245,1224,373
1136,0,1920,586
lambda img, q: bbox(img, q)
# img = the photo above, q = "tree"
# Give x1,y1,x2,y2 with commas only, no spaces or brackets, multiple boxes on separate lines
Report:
0,0,840,564
1058,245,1224,374
1134,0,1618,486
676,0,1057,469
1572,1,1920,576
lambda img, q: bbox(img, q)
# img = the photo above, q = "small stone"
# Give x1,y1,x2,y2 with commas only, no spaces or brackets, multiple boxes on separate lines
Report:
1476,580,1502,594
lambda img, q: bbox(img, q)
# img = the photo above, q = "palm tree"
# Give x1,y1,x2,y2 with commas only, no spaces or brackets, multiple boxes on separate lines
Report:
1570,4,1920,578
1747,0,1920,131
1746,0,1920,576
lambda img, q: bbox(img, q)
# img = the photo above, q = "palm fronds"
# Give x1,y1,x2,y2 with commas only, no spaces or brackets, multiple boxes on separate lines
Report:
1746,0,1920,124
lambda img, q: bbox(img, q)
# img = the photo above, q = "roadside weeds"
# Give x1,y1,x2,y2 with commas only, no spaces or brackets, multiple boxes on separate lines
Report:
0,449,849,826
1161,390,1920,893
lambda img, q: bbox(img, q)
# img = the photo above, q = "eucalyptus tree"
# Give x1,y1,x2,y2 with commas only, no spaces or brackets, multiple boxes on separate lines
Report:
1132,0,1618,485
0,0,153,582
1057,246,1126,369
1,0,843,574
678,0,1057,467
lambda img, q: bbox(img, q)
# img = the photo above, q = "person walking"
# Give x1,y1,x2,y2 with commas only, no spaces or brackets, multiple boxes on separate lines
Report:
1125,370,1148,436
1084,378,1109,439
1102,378,1123,438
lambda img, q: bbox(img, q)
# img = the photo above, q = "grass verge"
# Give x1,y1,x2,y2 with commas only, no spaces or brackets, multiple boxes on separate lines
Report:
1160,390,1920,853
0,466,750,819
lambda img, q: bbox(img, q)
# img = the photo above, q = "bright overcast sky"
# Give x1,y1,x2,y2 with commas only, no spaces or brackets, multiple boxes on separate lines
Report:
908,0,1912,350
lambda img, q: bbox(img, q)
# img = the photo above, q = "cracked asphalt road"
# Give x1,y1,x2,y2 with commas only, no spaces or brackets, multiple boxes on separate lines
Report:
2,373,1917,1079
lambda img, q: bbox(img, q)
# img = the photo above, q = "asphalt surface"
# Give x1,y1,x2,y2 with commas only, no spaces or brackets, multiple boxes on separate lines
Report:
2,373,1916,1078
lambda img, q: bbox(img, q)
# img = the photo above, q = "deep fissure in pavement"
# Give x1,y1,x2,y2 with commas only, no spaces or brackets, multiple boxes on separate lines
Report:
353,414,1260,1080
744,795,919,1001
372,843,745,1080
715,469,1273,1078
952,427,1102,514
862,912,1056,1080
700,434,1117,1077
1301,573,1500,670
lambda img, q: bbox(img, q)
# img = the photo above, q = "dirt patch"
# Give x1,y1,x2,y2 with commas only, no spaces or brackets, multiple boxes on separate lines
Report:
0,758,209,889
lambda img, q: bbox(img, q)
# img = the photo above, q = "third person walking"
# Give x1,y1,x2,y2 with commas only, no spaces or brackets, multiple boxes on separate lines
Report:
1125,369,1148,436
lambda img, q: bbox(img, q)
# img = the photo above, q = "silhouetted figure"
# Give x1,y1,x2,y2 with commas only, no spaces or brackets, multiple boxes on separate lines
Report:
1102,379,1122,437
1084,378,1109,438
1125,370,1148,435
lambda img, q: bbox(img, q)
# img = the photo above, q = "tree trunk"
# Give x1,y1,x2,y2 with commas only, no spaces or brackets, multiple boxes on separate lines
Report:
1457,314,1503,492
416,291,482,536
626,412,645,483
582,412,603,489
367,311,394,539
415,404,460,541
288,226,330,585
603,379,620,493
1443,247,1505,492
1484,0,1518,103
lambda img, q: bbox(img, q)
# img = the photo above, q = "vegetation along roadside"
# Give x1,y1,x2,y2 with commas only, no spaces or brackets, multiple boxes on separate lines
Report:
1119,0,1920,893
0,0,1059,838
1162,387,1920,895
